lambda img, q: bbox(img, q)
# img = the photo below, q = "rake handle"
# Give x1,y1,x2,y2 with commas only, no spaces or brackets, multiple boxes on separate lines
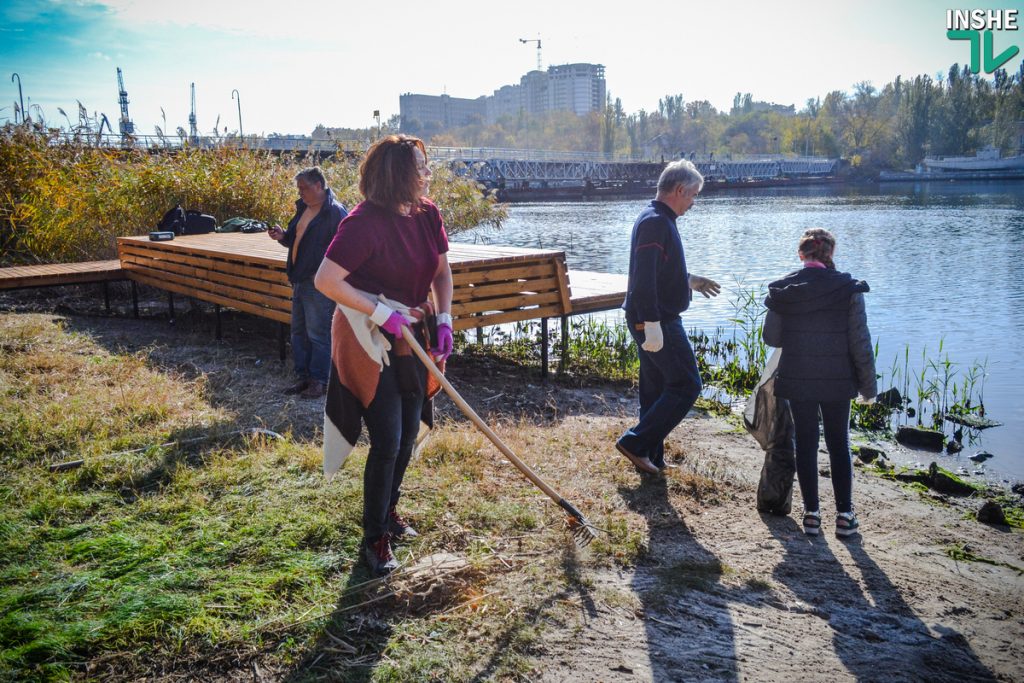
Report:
400,326,564,506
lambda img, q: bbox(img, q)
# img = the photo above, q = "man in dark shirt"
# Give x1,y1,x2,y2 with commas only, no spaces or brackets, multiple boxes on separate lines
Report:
268,167,348,399
617,160,720,473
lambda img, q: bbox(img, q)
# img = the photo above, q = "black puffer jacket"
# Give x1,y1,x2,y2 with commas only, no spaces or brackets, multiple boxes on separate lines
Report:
762,267,877,402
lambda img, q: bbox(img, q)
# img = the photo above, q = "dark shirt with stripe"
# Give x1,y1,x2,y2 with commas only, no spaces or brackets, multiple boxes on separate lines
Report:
622,200,690,322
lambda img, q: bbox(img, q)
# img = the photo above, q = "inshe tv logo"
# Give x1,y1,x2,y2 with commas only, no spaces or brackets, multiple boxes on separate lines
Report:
947,9,1020,74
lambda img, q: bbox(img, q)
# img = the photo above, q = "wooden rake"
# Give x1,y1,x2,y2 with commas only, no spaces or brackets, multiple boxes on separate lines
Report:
401,326,599,547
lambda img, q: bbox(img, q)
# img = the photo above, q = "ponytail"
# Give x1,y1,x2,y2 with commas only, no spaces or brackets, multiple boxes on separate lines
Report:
799,228,836,269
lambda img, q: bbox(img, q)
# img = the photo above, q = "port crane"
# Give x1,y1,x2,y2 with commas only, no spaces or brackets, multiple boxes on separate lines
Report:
116,67,134,141
188,82,198,143
519,37,542,71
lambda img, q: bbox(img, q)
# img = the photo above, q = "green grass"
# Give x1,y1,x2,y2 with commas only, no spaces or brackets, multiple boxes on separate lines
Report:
944,544,1023,575
4,313,720,681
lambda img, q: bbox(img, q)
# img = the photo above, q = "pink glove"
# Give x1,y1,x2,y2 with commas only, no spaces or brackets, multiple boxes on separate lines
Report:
381,311,410,336
432,323,454,362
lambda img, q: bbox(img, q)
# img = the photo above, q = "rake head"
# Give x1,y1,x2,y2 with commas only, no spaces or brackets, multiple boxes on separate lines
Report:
559,499,600,548
568,517,599,547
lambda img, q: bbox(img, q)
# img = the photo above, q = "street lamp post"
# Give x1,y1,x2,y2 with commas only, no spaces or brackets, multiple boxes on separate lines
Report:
10,73,24,125
231,89,243,143
373,109,381,140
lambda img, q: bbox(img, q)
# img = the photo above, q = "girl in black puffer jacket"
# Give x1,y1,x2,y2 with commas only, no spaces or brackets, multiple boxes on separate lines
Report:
763,228,877,538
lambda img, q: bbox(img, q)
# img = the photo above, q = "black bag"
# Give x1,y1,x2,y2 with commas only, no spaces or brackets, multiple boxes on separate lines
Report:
183,210,217,235
157,204,186,234
744,350,796,515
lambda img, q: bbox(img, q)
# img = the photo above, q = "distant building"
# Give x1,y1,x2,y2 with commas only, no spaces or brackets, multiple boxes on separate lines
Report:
547,63,606,116
398,93,487,132
400,62,606,132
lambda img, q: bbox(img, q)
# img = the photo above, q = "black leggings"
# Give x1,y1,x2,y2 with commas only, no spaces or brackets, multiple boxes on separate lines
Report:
361,347,426,542
789,399,853,514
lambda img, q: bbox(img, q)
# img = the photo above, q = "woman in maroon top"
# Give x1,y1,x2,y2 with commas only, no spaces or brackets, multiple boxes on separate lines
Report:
315,135,454,576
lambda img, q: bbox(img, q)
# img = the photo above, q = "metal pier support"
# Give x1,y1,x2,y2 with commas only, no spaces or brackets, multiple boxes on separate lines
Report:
131,281,139,318
540,317,549,380
278,322,287,362
214,304,223,340
558,315,569,375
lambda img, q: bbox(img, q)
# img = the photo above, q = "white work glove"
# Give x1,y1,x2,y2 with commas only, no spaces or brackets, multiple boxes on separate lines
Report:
641,321,664,352
688,274,721,299
370,301,411,336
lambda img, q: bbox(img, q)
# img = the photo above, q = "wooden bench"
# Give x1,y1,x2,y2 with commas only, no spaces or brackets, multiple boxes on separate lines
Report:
115,234,630,377
116,235,577,369
118,236,576,325
446,243,572,330
118,234,292,324
0,260,126,311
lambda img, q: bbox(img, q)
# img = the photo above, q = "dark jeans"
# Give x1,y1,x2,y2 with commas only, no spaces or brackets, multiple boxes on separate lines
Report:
291,278,334,385
790,399,853,514
361,338,427,542
620,315,702,468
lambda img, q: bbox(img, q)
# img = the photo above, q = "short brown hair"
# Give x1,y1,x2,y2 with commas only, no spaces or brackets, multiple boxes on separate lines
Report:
358,135,427,213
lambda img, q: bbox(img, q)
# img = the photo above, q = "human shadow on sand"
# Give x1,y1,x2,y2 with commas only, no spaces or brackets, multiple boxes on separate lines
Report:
764,515,995,682
619,473,739,680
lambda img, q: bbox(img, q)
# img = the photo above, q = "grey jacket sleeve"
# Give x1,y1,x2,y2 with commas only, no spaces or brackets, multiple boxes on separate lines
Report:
762,310,783,348
848,292,877,399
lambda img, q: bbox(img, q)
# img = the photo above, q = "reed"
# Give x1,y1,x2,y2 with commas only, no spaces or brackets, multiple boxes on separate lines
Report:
459,285,770,397
0,125,506,264
850,338,992,438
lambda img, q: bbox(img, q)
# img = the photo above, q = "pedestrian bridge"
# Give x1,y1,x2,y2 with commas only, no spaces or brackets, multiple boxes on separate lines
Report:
438,149,839,189
69,134,838,186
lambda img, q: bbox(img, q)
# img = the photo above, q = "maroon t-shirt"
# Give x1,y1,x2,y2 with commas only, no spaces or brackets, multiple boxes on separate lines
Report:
324,198,449,307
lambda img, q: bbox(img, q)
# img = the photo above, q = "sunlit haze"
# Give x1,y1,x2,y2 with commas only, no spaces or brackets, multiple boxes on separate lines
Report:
2,0,1021,137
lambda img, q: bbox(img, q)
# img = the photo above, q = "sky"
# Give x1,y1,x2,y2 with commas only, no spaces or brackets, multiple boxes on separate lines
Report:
1,0,1022,138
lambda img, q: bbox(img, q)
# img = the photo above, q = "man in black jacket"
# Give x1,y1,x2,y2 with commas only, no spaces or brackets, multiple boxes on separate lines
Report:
268,167,348,399
616,159,720,473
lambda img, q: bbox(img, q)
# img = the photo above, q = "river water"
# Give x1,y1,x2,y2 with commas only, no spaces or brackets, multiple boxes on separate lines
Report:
452,181,1024,483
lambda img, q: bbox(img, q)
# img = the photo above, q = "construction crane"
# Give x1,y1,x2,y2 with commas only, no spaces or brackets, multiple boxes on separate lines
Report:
116,67,134,140
519,37,542,71
188,82,198,144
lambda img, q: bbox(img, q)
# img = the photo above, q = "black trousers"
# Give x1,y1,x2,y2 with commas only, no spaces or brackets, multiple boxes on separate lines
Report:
361,342,426,542
789,399,853,514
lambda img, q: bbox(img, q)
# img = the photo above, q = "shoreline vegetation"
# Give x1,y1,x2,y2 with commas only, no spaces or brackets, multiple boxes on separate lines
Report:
0,302,1021,681
0,126,506,266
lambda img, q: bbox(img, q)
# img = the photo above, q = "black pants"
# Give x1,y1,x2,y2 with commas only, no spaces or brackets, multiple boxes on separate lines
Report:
361,341,426,542
621,315,702,468
789,399,853,514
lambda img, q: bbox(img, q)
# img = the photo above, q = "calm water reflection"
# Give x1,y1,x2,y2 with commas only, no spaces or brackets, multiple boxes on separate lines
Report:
454,182,1024,481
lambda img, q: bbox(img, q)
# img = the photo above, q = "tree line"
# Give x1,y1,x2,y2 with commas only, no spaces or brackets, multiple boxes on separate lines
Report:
403,63,1024,171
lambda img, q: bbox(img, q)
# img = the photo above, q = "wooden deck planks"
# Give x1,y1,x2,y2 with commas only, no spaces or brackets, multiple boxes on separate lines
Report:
0,260,125,290
566,270,627,314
